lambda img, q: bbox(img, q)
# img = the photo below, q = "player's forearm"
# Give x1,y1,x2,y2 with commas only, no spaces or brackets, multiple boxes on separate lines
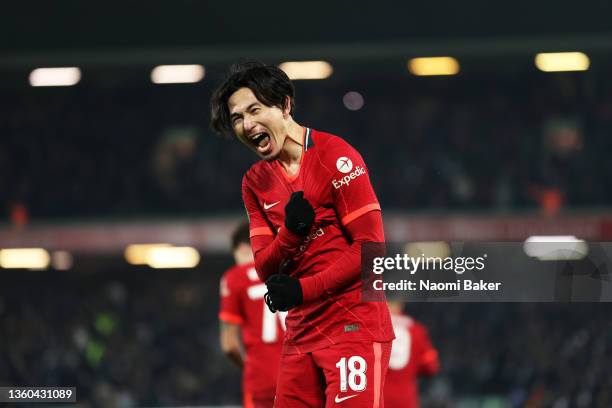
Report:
252,227,303,280
299,242,360,302
299,210,385,302
220,322,245,368
225,349,244,368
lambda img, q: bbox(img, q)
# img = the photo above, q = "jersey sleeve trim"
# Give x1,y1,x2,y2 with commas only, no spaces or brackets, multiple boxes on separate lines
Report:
341,203,381,226
250,226,274,237
218,311,244,325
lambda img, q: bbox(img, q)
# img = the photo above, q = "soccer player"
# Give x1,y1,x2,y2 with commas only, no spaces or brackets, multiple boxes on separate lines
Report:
385,301,439,408
219,221,286,408
211,62,394,407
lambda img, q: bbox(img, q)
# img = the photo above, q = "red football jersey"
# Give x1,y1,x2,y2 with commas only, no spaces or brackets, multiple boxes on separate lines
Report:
219,262,286,396
385,312,439,408
242,128,394,354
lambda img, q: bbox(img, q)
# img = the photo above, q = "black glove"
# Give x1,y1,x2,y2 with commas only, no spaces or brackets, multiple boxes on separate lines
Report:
264,274,303,312
284,191,315,236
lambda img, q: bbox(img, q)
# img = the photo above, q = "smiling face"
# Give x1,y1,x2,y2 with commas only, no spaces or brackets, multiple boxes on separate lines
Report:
228,87,290,161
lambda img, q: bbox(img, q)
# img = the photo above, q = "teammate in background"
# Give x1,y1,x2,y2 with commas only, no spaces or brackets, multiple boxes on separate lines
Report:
219,221,286,408
211,62,394,407
385,301,439,408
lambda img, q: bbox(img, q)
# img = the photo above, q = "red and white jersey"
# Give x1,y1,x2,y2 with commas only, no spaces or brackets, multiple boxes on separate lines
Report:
219,262,286,396
242,128,394,354
385,312,439,408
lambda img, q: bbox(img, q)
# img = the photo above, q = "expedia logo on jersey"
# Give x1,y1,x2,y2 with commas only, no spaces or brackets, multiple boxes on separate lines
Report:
296,227,325,255
332,165,367,190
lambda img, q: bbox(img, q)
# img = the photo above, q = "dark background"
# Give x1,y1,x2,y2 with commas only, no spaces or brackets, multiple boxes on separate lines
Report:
1,1,612,407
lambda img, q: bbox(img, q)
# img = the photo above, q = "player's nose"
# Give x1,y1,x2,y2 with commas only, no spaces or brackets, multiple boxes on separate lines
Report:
243,115,256,133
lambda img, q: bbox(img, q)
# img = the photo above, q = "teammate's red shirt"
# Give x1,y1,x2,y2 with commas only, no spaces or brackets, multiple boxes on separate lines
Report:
219,262,286,397
385,312,439,408
242,128,394,354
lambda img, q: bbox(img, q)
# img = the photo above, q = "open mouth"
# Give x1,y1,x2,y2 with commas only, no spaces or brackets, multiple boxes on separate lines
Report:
251,132,272,154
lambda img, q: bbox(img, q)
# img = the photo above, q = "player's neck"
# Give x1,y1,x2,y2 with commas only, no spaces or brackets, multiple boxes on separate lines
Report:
233,246,254,265
278,121,304,171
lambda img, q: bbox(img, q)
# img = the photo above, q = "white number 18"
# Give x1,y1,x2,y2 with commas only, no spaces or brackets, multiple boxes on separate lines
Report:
336,356,367,392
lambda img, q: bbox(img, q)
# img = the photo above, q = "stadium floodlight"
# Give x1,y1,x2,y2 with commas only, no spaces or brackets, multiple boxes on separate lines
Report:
0,248,50,269
145,246,200,269
278,61,333,80
124,243,173,265
29,67,81,87
408,57,460,76
534,52,590,72
523,235,588,261
150,64,205,84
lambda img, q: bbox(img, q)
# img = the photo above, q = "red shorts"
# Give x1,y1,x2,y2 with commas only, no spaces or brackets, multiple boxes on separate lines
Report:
274,341,392,408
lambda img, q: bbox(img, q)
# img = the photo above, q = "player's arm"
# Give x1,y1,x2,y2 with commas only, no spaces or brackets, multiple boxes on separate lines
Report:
218,273,246,368
219,321,244,368
300,139,384,300
243,177,311,281
264,205,383,311
417,326,440,376
300,209,383,301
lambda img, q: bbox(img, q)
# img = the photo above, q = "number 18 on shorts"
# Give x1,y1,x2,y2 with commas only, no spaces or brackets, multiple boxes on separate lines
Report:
274,341,392,407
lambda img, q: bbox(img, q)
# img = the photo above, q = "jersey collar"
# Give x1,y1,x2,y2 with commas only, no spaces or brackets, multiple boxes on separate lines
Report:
304,127,314,151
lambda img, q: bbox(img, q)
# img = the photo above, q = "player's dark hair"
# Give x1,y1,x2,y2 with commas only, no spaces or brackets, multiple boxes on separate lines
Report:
210,61,295,137
231,221,251,251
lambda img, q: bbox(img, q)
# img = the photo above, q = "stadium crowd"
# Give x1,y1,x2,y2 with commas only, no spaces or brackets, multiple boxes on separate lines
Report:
1,267,610,407
1,70,611,221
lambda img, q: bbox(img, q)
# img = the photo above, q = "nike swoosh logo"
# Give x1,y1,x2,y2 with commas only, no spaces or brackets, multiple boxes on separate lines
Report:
263,201,280,210
334,394,358,403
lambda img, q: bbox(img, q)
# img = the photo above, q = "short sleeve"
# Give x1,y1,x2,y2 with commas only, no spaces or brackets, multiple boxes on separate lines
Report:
242,175,274,238
218,270,245,325
327,139,381,226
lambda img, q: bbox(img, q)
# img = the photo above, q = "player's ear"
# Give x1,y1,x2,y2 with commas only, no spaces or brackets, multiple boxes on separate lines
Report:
282,96,292,118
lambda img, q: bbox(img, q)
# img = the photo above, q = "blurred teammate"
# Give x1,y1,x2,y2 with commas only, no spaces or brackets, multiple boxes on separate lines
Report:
385,301,439,408
211,62,394,407
219,221,286,408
